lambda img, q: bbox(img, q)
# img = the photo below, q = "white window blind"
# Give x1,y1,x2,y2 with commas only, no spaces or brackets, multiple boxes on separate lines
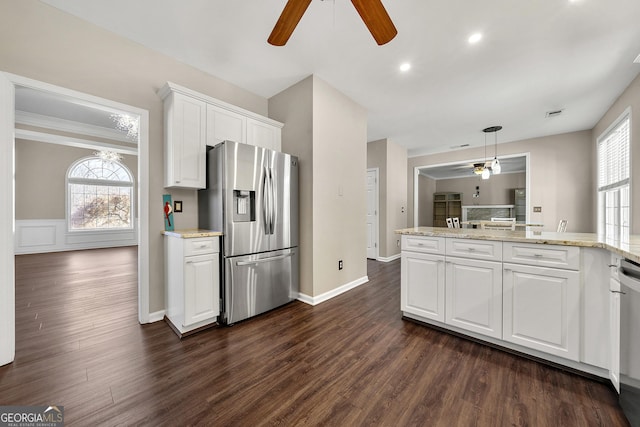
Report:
598,115,629,191
597,111,630,242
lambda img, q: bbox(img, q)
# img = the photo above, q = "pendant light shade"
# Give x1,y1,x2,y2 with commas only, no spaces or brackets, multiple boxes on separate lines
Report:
491,158,501,174
481,167,491,180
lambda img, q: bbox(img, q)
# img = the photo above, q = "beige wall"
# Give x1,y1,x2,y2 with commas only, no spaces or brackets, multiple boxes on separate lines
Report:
268,77,314,296
417,174,436,226
408,130,594,233
1,1,270,312
592,73,640,234
367,138,407,258
15,140,137,220
270,76,367,297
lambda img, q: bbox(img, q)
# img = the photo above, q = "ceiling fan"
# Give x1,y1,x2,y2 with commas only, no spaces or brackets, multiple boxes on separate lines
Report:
268,0,397,46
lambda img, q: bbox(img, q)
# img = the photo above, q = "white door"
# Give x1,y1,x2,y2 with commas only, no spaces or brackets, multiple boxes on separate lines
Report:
445,257,503,339
401,252,445,322
366,169,379,259
503,263,580,361
184,253,219,327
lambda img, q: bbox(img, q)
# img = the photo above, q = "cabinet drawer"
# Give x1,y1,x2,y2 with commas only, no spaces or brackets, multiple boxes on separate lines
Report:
446,238,502,261
503,242,580,270
402,235,445,254
184,237,219,256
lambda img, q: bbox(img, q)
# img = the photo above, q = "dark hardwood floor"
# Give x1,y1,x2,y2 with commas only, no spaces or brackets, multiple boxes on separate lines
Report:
1,248,629,426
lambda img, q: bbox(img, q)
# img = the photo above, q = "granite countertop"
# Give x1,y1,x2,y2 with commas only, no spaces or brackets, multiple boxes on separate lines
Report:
162,229,223,238
395,226,640,263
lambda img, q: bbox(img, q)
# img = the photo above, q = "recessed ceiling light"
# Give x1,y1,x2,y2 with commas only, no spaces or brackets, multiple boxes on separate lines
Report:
399,63,411,72
468,33,482,44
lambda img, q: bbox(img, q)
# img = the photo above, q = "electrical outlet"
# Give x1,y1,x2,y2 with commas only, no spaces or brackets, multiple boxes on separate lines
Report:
338,260,343,270
533,206,542,213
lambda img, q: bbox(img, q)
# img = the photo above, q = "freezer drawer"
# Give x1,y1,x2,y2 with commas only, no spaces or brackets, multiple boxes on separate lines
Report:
224,248,299,324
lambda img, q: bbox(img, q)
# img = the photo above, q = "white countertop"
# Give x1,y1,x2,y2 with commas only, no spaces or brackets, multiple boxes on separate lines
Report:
162,229,223,238
395,226,640,263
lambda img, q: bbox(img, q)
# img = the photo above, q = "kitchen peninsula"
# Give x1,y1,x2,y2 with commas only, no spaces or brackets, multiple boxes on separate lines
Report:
395,226,640,386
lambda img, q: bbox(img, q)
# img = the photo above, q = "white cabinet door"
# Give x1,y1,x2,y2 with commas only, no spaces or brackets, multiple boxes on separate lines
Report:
503,263,580,361
445,257,502,339
401,252,445,322
164,92,206,188
581,248,609,369
206,104,245,146
184,253,220,327
610,277,621,392
247,117,281,151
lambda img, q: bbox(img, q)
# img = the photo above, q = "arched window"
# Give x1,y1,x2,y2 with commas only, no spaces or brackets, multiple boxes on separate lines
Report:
67,156,134,231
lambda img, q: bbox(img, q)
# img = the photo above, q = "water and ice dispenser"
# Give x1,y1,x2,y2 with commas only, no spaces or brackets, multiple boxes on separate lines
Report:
233,190,255,222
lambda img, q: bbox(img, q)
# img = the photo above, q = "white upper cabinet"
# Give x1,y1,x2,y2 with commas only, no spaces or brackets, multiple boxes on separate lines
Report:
159,82,284,188
162,91,206,189
247,117,281,150
206,104,246,146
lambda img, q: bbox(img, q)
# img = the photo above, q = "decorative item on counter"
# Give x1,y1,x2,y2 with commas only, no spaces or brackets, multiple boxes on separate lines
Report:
163,194,174,231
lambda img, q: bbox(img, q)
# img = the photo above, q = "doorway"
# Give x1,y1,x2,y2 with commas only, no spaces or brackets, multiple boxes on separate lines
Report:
366,168,379,260
0,72,150,366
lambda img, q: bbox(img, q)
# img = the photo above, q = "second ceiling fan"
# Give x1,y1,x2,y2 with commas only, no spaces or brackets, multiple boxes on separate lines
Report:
268,0,397,46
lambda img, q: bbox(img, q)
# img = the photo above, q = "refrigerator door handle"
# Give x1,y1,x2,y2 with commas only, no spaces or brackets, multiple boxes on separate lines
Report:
236,252,292,266
269,167,275,235
262,166,270,235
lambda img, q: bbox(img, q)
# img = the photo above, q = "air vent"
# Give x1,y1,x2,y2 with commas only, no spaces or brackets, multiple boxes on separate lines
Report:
545,109,563,118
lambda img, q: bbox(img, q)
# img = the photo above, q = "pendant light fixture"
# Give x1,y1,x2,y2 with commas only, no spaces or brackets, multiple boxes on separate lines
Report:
481,129,491,180
484,125,503,175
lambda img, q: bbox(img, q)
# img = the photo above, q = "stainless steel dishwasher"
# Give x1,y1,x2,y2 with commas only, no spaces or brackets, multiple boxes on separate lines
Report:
619,258,640,426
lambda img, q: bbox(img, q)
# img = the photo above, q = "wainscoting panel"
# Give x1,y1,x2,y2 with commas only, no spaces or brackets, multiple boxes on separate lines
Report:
15,219,137,254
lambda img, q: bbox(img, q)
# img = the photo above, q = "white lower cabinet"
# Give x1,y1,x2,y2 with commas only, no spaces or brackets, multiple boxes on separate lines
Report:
609,276,621,392
445,257,502,339
401,251,445,322
183,253,219,326
165,235,220,336
503,262,580,361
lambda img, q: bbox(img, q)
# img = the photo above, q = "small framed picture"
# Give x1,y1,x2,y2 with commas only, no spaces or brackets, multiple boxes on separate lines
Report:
174,201,183,213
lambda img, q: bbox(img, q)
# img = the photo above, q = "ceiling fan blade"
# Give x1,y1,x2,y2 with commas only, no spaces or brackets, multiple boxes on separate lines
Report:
268,0,313,46
350,0,397,45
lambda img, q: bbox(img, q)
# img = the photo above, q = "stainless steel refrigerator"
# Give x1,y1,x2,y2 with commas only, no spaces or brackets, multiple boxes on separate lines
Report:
198,141,299,324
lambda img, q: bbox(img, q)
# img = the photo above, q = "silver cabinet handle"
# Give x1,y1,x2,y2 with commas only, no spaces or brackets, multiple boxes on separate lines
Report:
610,290,626,295
533,254,543,257
467,247,476,252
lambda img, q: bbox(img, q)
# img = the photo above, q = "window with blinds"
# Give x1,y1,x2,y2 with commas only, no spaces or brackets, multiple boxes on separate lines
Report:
597,111,630,242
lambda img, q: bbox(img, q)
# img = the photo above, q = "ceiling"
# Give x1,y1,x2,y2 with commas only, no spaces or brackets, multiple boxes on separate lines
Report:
39,0,640,157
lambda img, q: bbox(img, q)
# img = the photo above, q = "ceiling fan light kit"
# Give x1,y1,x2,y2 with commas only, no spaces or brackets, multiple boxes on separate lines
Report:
268,0,397,46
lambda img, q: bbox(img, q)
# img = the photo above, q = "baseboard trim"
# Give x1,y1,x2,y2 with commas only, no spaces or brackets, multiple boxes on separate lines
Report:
297,275,369,306
147,310,166,323
377,253,401,262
